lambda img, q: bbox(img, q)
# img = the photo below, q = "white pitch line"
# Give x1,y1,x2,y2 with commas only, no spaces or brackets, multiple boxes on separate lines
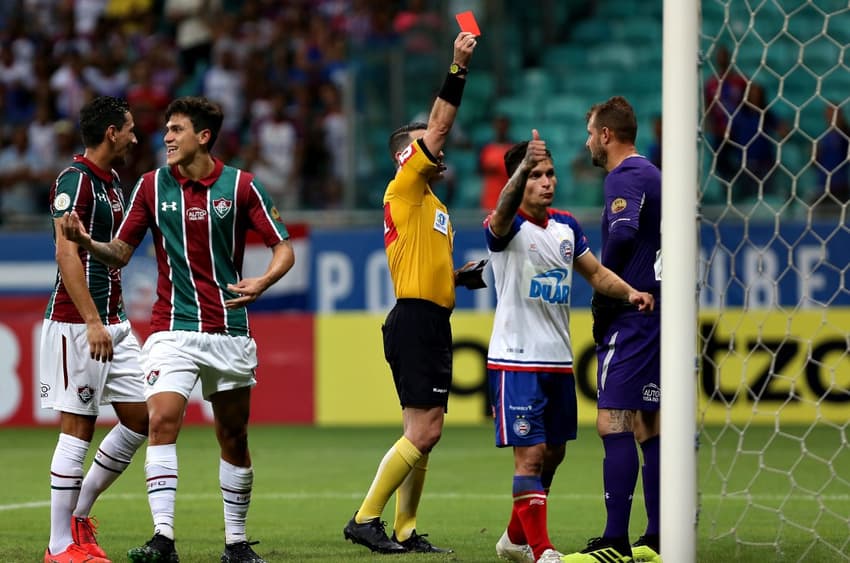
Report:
3,491,850,512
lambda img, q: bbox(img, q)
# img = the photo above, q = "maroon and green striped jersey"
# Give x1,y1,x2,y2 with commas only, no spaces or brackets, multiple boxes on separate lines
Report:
45,155,127,324
116,158,289,336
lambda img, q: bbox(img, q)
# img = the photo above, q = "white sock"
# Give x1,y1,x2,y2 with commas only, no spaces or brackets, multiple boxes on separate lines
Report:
220,459,253,544
145,444,178,540
75,423,146,516
48,433,89,554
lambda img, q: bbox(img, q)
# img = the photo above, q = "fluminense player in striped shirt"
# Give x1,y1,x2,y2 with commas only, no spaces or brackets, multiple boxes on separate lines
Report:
42,95,147,563
485,131,654,563
60,96,295,563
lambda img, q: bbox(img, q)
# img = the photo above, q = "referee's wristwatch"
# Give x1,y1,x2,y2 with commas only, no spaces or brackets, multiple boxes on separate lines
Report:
449,62,468,76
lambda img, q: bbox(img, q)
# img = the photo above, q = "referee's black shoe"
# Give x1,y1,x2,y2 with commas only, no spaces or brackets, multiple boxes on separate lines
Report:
392,530,454,553
343,512,406,553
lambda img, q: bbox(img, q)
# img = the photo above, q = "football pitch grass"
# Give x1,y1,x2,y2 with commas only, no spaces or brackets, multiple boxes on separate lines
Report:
2,424,848,562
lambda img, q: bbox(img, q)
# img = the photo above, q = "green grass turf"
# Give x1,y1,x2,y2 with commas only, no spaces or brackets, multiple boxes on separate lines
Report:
1,424,848,562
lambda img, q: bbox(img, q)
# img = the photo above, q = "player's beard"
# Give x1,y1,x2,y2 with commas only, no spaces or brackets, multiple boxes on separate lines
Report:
590,144,608,169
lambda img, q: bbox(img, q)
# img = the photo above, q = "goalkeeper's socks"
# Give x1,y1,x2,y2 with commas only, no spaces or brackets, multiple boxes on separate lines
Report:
220,459,253,544
48,433,88,554
76,423,146,516
356,436,421,522
601,432,639,538
145,444,178,540
640,435,660,536
512,475,554,559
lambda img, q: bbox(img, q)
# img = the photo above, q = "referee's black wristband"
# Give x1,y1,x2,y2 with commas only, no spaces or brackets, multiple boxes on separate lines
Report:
438,72,467,107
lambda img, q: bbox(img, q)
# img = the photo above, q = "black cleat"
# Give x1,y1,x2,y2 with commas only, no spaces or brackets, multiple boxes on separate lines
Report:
221,540,266,563
127,533,180,563
392,530,454,553
343,512,406,553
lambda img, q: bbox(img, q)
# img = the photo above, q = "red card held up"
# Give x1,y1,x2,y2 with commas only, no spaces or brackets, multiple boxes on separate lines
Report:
455,11,481,36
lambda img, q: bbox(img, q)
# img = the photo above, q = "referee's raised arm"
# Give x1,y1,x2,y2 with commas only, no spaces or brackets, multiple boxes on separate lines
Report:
420,31,477,157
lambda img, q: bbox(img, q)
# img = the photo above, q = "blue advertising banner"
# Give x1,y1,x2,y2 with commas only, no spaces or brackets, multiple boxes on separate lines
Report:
1,220,847,312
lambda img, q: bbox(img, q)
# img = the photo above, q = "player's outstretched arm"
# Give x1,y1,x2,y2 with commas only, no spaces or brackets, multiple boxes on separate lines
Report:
60,211,135,268
575,251,655,312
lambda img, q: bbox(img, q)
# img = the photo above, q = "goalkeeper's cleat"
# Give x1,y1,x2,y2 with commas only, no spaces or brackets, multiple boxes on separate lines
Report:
221,540,266,563
536,548,564,562
71,515,108,559
495,530,534,563
127,533,179,563
44,544,110,563
560,536,633,562
343,512,406,553
631,534,661,563
392,530,453,553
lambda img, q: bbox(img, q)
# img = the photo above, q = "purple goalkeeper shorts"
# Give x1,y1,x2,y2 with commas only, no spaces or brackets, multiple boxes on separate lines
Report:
595,310,660,411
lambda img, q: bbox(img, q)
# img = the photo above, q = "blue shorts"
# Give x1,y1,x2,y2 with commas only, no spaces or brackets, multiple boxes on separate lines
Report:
595,311,660,411
488,369,578,447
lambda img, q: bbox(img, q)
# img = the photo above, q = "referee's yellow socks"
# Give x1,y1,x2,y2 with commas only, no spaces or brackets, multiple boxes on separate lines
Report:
394,452,429,542
356,436,422,523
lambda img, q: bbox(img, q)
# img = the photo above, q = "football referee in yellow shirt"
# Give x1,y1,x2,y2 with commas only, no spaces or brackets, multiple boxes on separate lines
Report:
343,30,479,555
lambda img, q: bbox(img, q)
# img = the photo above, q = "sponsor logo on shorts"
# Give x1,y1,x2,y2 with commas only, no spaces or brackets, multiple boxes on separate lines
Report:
40,382,50,398
642,382,660,403
77,385,94,404
513,417,531,437
432,387,448,394
146,370,160,385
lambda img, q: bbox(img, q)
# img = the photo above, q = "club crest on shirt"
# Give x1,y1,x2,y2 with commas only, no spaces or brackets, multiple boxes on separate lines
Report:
77,385,94,404
213,197,233,219
54,192,71,212
271,206,283,223
611,197,627,213
559,239,573,262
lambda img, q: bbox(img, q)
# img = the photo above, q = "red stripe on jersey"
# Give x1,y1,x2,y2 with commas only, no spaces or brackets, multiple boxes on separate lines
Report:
383,202,397,247
486,362,574,374
182,183,226,333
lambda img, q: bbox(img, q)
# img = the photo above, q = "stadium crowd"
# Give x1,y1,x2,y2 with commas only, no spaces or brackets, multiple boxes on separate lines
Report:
0,0,414,228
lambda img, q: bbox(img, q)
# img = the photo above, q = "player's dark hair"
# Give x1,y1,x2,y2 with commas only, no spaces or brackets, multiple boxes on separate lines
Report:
79,96,130,148
388,121,427,162
586,95,638,144
503,140,553,177
165,96,224,151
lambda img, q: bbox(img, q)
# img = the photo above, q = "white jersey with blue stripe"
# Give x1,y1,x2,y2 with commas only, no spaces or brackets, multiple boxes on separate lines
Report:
484,207,590,373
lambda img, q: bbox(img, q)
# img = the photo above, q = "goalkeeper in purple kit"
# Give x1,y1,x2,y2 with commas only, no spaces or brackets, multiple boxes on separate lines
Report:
562,96,662,563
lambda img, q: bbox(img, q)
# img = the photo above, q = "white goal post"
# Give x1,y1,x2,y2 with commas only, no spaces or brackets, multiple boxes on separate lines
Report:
661,1,698,562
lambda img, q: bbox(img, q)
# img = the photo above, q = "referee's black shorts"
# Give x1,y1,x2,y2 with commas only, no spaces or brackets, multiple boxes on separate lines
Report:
382,298,452,410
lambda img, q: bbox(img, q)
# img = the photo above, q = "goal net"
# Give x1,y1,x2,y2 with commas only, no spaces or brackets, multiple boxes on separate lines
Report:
698,0,850,561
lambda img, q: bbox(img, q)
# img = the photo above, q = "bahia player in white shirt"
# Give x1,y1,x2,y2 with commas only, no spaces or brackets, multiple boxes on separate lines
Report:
484,130,654,563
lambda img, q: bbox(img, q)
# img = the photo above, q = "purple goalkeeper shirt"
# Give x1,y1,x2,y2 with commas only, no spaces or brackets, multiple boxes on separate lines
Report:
600,155,661,304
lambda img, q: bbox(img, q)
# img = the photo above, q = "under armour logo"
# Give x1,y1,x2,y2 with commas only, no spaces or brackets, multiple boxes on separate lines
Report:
96,192,108,202
161,201,178,211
